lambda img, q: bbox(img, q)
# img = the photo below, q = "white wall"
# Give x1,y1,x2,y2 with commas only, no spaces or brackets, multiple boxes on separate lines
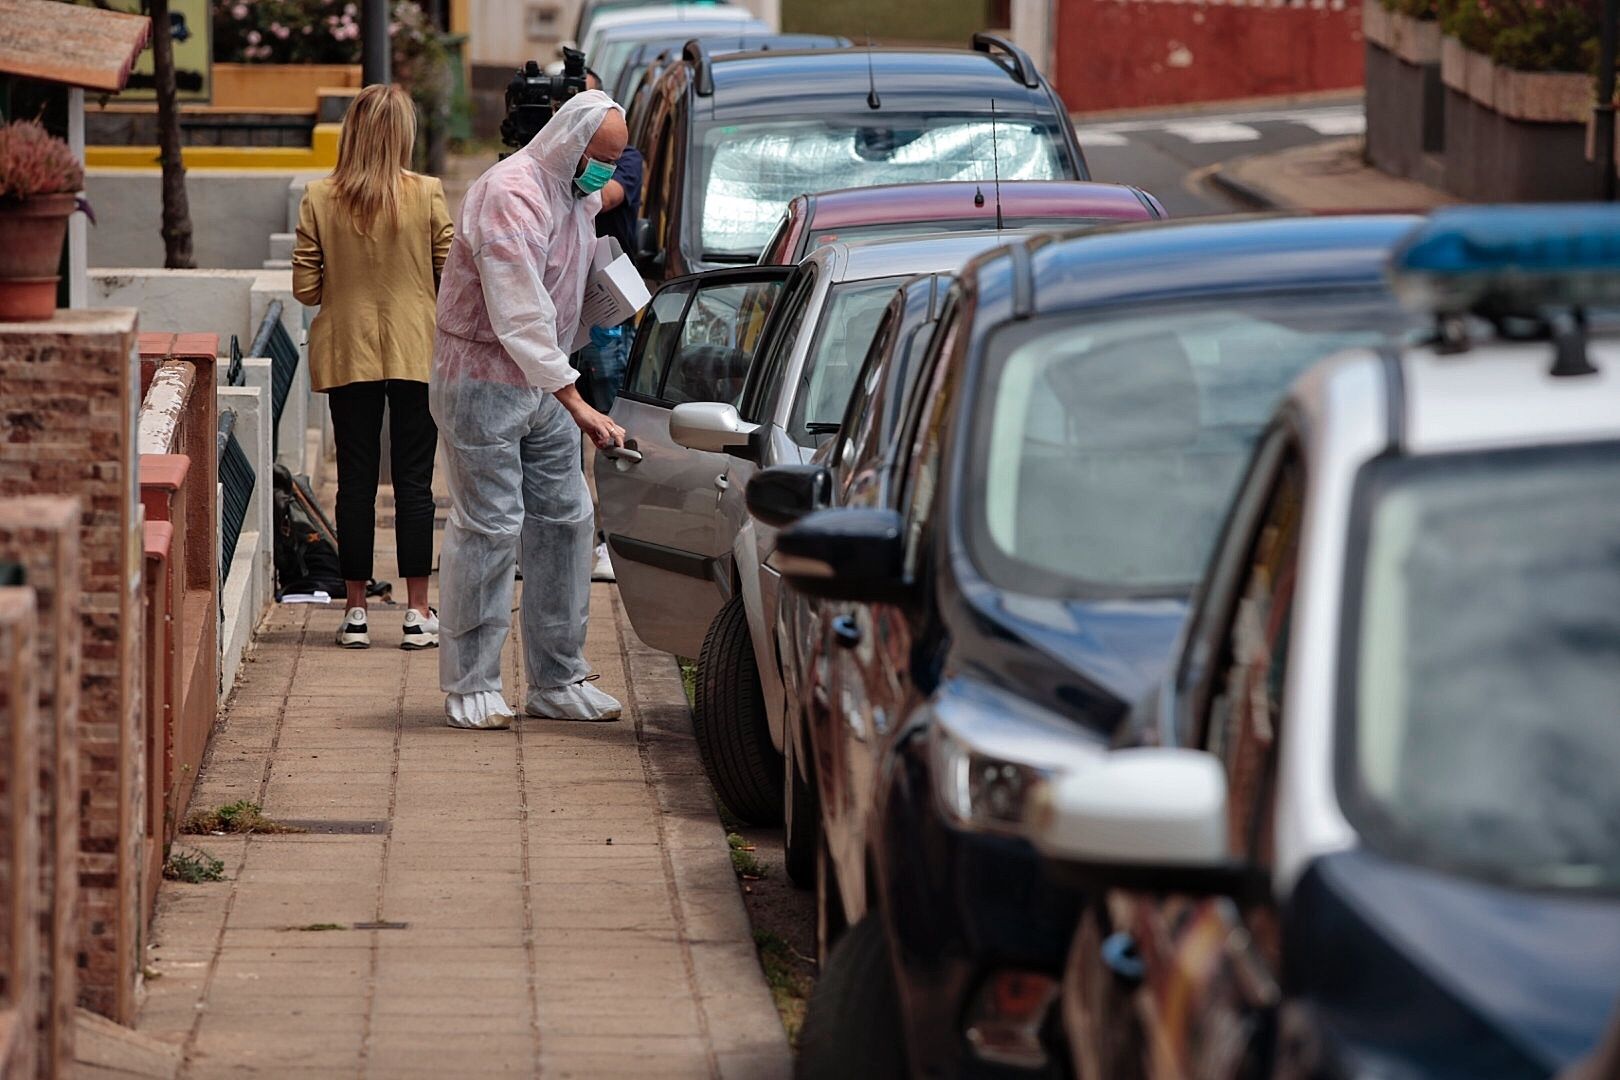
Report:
86,169,325,270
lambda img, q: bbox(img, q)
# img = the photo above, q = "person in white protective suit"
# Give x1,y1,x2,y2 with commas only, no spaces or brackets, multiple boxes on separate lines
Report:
430,90,629,730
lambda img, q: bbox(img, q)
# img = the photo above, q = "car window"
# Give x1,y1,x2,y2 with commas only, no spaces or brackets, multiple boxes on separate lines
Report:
1344,442,1620,891
640,91,678,249
787,277,906,449
1204,450,1304,866
897,300,963,578
692,115,1071,259
836,301,898,478
740,266,815,421
663,280,784,406
624,284,693,400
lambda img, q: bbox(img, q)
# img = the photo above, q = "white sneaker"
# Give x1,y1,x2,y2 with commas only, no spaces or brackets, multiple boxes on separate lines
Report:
444,691,514,730
400,607,439,650
526,680,623,722
336,607,370,649
591,543,616,583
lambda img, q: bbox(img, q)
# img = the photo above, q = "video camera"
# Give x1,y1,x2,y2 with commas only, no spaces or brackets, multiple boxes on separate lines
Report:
500,47,590,150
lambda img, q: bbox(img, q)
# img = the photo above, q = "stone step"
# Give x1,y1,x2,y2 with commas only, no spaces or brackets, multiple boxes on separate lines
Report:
267,231,295,261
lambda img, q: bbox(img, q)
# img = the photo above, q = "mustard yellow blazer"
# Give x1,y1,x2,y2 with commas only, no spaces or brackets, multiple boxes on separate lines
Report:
292,172,454,391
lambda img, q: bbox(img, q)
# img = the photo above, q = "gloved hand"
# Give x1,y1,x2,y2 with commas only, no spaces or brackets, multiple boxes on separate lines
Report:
556,384,625,449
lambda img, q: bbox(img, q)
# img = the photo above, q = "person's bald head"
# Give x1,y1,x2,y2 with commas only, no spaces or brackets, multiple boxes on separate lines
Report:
584,108,628,165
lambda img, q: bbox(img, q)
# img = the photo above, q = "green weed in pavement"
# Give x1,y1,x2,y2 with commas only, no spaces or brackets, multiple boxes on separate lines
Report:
163,847,225,883
754,930,813,1047
728,833,768,880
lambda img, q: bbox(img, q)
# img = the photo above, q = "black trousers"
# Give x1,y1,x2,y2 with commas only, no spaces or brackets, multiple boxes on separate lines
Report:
328,379,437,582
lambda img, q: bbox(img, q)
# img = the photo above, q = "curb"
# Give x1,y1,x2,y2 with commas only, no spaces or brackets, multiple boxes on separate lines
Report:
613,592,794,1080
1205,162,1285,211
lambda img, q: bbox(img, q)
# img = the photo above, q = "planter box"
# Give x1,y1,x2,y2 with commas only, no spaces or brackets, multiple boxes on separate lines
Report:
1364,5,1441,64
1437,36,1601,199
1365,6,1446,184
1440,38,1590,122
212,63,361,112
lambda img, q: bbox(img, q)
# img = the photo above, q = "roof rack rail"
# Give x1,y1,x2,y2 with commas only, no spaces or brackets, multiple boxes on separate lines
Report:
683,39,714,96
971,32,1040,89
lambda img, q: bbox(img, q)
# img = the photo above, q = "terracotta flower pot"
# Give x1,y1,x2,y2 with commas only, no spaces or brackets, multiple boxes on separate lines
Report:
0,192,77,321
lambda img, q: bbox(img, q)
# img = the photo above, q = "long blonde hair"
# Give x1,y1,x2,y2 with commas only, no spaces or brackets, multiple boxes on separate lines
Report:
331,84,416,235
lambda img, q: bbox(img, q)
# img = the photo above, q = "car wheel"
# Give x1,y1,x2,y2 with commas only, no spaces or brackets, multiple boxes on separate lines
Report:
783,723,818,890
797,916,907,1080
693,596,783,826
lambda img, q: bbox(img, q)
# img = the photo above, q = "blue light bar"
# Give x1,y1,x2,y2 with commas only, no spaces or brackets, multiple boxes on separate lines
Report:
1389,205,1620,314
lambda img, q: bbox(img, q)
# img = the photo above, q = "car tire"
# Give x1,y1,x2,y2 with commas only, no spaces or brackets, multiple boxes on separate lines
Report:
694,596,783,826
783,723,818,889
797,916,907,1080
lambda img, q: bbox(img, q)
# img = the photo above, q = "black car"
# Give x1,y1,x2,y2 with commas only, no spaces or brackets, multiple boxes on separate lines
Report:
631,34,1088,281
757,216,1423,1078
611,31,849,118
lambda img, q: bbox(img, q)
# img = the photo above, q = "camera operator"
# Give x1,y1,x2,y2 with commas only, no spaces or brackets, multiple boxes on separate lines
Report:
430,89,629,730
578,67,644,583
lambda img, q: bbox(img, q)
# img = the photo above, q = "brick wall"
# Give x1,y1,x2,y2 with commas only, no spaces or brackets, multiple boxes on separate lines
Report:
0,498,83,1077
0,311,146,1024
0,588,42,1078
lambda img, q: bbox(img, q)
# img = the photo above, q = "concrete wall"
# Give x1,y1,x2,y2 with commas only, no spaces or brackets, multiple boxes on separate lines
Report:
86,169,320,270
89,269,311,476
1054,0,1364,112
783,0,982,42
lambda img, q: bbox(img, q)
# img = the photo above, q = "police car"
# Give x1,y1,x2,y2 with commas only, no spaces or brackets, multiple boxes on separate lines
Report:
1034,206,1620,1080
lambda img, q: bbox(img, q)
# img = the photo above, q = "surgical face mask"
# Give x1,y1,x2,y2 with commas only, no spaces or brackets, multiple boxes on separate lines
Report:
574,156,615,196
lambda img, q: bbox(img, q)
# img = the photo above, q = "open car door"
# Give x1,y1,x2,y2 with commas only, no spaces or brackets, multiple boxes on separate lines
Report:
596,266,792,656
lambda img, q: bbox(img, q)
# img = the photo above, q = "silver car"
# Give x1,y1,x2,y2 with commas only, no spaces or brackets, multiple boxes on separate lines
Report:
597,231,1025,823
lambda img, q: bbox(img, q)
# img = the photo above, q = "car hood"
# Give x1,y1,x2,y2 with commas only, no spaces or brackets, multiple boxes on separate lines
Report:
1291,849,1620,1075
960,587,1187,736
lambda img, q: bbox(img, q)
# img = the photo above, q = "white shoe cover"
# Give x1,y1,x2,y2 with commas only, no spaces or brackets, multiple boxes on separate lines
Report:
591,543,616,583
526,680,622,722
444,691,515,730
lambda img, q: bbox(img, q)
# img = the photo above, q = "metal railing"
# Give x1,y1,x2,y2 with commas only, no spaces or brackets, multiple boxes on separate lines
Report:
217,410,255,579
247,301,301,453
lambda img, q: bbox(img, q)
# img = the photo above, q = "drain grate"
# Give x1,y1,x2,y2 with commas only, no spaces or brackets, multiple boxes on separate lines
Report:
276,819,390,835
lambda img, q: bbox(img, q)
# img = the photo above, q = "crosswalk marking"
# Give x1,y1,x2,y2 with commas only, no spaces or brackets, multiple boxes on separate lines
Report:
1080,130,1131,147
1161,120,1263,143
1300,112,1366,136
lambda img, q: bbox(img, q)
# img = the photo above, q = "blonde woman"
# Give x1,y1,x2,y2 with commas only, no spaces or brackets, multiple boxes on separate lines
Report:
292,83,453,650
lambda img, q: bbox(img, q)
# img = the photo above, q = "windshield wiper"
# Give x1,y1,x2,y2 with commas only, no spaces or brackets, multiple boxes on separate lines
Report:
701,251,758,265
805,421,841,435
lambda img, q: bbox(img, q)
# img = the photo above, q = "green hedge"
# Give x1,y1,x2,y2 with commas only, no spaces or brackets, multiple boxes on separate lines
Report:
1384,0,1602,74
782,0,989,44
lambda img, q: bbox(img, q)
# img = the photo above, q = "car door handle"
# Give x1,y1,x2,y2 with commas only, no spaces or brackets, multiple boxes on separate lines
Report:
831,615,861,649
714,474,729,491
1101,931,1145,985
603,445,643,464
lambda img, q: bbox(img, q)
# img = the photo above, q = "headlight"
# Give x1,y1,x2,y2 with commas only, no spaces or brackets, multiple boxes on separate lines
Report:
929,679,1105,838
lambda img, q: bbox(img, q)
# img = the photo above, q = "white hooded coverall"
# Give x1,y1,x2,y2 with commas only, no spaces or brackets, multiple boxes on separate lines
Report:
430,91,622,726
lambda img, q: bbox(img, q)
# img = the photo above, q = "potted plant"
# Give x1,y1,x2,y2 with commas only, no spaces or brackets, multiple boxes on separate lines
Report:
0,121,87,322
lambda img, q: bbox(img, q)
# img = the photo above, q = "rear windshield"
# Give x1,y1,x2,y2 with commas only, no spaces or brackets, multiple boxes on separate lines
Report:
693,115,1073,259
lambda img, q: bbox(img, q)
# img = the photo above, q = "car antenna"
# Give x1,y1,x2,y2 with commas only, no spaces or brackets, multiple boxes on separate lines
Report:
865,28,881,109
989,98,1005,230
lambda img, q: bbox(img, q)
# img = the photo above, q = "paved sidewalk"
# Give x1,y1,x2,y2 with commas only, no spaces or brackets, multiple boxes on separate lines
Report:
130,484,791,1077
1208,135,1457,212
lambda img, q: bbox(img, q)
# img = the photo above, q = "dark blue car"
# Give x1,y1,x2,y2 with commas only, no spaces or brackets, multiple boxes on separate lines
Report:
761,216,1423,1078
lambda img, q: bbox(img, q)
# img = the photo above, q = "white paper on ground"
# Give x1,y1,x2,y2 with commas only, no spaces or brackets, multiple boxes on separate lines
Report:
280,591,333,605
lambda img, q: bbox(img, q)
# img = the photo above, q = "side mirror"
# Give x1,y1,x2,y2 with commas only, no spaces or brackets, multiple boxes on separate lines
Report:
746,465,831,528
1031,749,1264,899
773,507,911,604
669,401,759,455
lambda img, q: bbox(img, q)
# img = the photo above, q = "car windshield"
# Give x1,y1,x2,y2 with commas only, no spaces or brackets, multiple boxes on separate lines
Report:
1344,443,1620,891
786,277,907,446
969,291,1414,598
696,116,1070,258
805,217,1109,254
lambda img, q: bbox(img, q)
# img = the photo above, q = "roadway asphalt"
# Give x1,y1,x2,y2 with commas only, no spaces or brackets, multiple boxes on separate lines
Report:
1073,99,1367,216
